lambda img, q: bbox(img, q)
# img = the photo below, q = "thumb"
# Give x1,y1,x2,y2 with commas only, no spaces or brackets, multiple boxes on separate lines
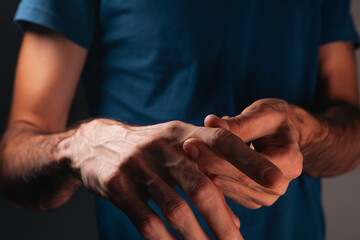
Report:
204,114,279,143
204,114,230,130
205,114,254,142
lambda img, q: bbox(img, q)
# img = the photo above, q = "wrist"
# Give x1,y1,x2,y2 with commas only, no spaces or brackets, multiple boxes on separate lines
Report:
291,105,329,153
54,118,126,181
54,126,81,179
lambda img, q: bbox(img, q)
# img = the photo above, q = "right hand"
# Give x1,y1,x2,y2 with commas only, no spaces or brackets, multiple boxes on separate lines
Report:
55,119,281,240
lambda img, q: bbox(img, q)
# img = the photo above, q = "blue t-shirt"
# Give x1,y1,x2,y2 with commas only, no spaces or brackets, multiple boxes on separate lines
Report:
14,0,359,239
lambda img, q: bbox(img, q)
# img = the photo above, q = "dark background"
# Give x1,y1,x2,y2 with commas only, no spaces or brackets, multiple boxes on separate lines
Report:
0,1,99,239
1,1,360,240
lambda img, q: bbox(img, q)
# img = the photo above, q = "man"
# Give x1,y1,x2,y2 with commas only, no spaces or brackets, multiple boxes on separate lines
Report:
0,0,360,239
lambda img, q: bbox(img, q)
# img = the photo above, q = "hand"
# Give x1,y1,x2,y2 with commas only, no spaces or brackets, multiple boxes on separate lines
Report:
55,118,281,240
184,99,303,209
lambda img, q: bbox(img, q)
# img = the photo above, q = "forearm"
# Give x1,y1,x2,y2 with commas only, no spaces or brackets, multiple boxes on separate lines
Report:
296,103,360,177
0,121,81,210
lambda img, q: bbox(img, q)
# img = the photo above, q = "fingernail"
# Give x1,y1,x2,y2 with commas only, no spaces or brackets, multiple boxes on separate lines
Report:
204,114,216,125
206,114,230,129
234,216,241,229
183,141,200,159
264,168,282,187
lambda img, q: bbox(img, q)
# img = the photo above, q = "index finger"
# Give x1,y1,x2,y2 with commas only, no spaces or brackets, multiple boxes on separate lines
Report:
190,127,283,188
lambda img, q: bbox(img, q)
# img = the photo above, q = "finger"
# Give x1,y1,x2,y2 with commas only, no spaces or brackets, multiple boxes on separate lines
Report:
184,139,286,195
177,143,241,230
222,189,262,209
114,195,177,240
185,138,280,188
205,114,230,130
211,174,279,208
225,199,241,229
187,129,283,188
162,147,243,240
204,112,282,143
147,176,210,240
217,187,241,229
184,140,280,208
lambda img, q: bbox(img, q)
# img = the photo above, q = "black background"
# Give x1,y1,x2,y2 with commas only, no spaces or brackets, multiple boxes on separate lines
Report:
0,1,99,239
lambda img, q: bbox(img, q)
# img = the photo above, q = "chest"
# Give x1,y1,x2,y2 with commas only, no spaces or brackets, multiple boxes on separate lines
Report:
98,0,322,51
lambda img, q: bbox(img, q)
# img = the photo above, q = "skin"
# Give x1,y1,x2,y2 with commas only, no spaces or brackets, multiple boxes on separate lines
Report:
183,42,360,208
0,24,359,239
0,25,285,240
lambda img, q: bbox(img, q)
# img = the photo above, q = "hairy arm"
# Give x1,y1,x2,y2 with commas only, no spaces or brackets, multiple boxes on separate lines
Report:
0,124,80,209
0,25,88,210
300,42,360,177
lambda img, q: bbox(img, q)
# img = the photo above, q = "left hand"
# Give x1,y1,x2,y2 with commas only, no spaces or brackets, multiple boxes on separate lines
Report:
183,99,305,209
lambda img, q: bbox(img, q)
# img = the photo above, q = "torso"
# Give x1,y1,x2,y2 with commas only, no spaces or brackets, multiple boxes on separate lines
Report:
86,1,325,239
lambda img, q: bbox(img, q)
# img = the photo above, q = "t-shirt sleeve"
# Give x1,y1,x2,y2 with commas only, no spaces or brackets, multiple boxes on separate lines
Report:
321,0,360,47
14,0,96,49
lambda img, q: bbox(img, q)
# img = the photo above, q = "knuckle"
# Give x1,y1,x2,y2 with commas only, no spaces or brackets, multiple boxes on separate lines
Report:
256,101,277,113
258,101,273,111
189,178,217,203
256,99,288,115
210,128,234,146
140,134,174,155
287,149,303,178
164,199,189,224
165,120,184,133
247,98,288,112
275,99,288,108
137,216,161,239
211,175,223,186
144,136,167,150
